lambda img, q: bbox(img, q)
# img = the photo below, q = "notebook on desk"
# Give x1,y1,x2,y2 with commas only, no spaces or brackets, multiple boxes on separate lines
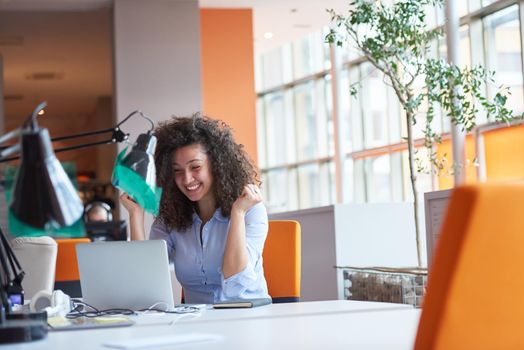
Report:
76,240,175,311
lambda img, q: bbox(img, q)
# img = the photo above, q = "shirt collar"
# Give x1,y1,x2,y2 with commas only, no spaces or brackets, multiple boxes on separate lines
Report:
192,207,229,223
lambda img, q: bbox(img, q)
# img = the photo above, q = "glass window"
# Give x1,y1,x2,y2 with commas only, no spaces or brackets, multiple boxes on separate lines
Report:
364,154,392,202
261,172,269,202
352,158,366,203
292,31,327,79
262,48,284,90
324,74,335,157
481,0,498,6
390,152,405,202
254,54,263,93
256,98,267,169
438,25,472,68
297,162,333,209
347,66,365,152
468,0,482,12
265,92,288,167
361,64,390,148
294,79,332,162
265,168,298,213
266,169,288,213
343,155,355,202
483,5,524,115
435,2,471,28
458,1,469,17
281,44,294,85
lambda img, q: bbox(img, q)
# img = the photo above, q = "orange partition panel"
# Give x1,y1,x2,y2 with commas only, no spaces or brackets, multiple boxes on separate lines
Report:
55,238,90,281
200,9,258,163
483,124,524,180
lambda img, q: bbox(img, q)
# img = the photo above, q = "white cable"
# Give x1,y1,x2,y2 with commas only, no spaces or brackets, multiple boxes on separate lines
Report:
169,311,202,326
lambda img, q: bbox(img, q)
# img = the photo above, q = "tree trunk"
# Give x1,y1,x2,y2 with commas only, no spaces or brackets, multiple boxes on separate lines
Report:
405,110,423,267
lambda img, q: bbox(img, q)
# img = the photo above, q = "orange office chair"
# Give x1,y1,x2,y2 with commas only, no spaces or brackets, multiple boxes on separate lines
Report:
415,183,524,349
262,220,301,303
54,238,91,297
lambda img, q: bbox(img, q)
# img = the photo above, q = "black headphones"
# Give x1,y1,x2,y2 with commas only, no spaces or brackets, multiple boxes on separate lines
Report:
84,201,113,222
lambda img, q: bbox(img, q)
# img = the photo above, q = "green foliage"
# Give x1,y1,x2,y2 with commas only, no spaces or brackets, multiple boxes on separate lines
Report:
326,0,517,174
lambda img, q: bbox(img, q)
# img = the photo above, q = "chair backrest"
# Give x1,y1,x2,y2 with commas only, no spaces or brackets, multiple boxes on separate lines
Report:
415,183,524,349
54,238,91,297
262,220,301,303
11,236,58,300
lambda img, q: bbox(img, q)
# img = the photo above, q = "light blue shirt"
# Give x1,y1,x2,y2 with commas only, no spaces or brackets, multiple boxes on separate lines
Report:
149,202,270,304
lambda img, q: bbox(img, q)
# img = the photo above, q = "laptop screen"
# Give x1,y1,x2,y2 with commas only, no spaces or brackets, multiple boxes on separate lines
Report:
76,240,174,311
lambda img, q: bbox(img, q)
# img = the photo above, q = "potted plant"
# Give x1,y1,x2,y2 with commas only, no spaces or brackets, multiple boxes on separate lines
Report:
327,0,517,267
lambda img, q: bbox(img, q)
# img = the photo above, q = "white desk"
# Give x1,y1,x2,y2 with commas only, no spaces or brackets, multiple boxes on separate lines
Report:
4,300,421,350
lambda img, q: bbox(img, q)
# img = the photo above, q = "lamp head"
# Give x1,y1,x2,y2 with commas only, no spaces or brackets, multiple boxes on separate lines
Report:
9,126,84,229
112,132,161,215
120,132,157,189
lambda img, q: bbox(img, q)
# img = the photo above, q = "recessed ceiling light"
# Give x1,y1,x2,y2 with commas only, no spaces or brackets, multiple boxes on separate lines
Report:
263,32,273,39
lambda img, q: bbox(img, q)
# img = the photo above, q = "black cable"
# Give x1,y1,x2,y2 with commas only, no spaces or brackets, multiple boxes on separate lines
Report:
66,300,199,319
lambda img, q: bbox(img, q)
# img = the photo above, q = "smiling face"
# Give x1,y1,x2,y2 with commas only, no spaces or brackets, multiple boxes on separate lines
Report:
172,143,214,205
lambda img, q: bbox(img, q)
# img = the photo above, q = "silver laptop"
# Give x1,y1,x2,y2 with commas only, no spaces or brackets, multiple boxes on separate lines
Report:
76,240,174,311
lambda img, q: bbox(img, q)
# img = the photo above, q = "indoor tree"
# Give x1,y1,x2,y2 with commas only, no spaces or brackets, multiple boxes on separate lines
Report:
327,0,516,267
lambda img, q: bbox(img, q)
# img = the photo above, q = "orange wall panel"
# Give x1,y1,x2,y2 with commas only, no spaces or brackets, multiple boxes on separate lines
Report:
483,125,524,180
200,9,258,163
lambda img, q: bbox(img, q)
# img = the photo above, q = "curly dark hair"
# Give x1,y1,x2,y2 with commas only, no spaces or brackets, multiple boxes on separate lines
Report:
154,113,260,231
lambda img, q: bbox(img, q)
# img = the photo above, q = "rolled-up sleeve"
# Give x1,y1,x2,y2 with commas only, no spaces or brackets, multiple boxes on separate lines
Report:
221,202,268,298
149,219,176,260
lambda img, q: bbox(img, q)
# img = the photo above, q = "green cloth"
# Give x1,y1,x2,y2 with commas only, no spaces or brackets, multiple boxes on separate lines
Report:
8,211,85,238
111,147,162,215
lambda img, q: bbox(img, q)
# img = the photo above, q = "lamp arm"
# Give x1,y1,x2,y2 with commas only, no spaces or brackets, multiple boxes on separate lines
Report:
0,225,25,316
0,233,23,284
0,108,150,164
117,110,155,132
0,126,129,164
51,127,115,142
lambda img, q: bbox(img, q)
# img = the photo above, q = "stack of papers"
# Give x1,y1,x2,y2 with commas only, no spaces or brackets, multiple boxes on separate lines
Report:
48,316,134,331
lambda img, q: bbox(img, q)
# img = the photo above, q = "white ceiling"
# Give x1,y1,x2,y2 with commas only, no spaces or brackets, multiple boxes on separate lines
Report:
0,0,349,53
0,0,349,124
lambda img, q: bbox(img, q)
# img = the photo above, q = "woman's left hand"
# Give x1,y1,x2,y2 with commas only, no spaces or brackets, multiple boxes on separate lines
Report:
231,184,263,215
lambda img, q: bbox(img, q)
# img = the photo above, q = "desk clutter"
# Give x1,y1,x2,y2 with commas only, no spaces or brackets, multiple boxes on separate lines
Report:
48,315,135,331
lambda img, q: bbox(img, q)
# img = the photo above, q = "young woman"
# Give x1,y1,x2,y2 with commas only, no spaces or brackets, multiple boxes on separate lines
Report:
120,114,270,304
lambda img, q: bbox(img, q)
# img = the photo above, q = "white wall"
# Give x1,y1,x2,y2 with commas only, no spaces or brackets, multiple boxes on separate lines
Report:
113,0,203,303
113,0,202,126
113,0,202,237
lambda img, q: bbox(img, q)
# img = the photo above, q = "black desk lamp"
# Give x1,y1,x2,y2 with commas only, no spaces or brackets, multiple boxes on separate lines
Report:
0,102,159,344
0,102,73,343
